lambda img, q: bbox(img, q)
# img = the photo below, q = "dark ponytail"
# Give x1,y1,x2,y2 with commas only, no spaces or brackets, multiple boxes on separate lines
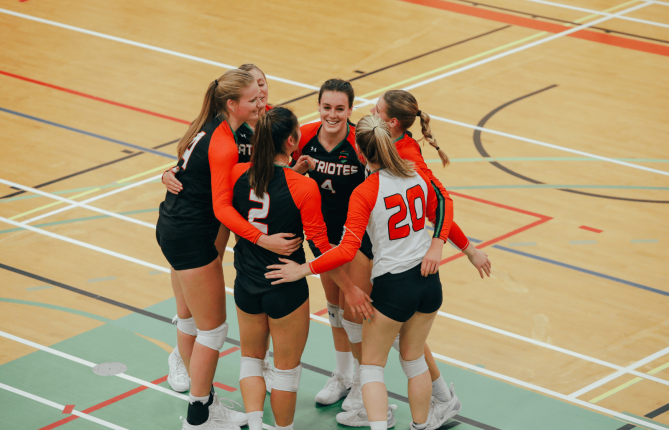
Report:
249,107,299,198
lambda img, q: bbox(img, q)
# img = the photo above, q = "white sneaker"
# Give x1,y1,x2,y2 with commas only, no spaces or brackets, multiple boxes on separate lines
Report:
341,380,363,411
211,391,248,428
263,356,274,393
181,413,240,430
335,404,397,428
168,347,190,392
315,370,351,405
426,384,461,430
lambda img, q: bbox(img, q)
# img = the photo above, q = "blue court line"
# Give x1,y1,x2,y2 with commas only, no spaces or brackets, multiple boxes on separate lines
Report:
87,276,116,283
26,285,53,292
469,237,669,297
570,240,597,245
0,106,176,160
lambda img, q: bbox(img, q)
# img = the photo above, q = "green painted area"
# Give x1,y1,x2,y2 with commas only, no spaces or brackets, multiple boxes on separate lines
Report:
425,157,669,163
0,295,630,429
0,297,113,323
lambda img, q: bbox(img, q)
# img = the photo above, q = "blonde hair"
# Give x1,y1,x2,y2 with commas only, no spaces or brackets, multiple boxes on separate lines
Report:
176,69,255,160
356,116,414,179
383,90,449,167
239,63,266,79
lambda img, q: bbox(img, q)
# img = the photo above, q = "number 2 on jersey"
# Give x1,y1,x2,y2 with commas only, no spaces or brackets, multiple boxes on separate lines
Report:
248,190,270,234
384,185,425,240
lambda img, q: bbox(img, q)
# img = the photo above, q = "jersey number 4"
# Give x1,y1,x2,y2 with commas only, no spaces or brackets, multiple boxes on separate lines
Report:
384,185,426,240
248,190,270,234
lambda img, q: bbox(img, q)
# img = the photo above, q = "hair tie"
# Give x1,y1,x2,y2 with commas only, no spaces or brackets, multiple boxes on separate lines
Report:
435,146,440,150
372,126,378,131
416,110,422,117
214,79,218,86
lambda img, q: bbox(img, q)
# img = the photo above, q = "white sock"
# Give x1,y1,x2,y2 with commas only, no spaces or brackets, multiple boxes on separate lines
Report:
274,422,294,430
247,411,263,430
411,422,427,430
370,421,387,430
335,350,354,380
432,375,451,402
174,345,181,358
353,358,360,383
189,393,210,405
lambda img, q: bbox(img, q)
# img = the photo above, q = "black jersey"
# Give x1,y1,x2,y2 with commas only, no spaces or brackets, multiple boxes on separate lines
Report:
236,123,254,163
294,122,365,243
230,164,330,294
157,117,236,237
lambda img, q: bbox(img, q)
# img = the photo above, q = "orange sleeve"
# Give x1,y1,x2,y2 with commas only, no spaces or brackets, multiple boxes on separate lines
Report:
309,175,378,274
293,122,320,161
284,170,331,255
210,129,264,244
417,169,452,243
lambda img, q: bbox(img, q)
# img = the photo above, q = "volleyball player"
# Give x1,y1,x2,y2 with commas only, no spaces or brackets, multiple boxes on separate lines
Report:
157,69,300,430
163,64,283,396
267,115,452,430
290,79,373,406
223,107,370,430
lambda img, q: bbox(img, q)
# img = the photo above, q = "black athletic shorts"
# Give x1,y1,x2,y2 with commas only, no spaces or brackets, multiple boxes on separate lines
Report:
371,263,442,323
308,232,374,260
155,228,219,271
234,273,309,319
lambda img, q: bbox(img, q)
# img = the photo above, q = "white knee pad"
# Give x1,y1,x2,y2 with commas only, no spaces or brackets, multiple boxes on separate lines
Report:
195,322,228,351
392,333,400,352
239,357,264,381
175,316,197,337
360,365,385,388
272,365,302,392
327,302,343,328
400,354,429,379
342,319,363,344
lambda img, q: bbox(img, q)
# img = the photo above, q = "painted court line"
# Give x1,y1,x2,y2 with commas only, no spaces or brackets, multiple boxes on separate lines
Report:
426,351,669,430
0,382,128,430
590,360,669,404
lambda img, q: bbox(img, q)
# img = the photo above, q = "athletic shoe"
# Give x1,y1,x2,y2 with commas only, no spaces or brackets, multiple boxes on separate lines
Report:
315,370,351,405
426,384,461,430
263,356,274,393
211,391,248,428
181,413,240,430
335,404,397,428
168,347,190,392
341,380,363,411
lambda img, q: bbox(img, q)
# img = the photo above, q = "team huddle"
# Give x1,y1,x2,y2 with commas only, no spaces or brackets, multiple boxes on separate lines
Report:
156,65,492,430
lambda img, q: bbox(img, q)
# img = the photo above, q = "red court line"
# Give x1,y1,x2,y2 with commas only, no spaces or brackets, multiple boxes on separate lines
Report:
0,70,190,125
400,0,669,57
314,308,328,316
580,225,603,233
41,346,241,429
61,405,74,414
441,192,552,265
213,382,237,392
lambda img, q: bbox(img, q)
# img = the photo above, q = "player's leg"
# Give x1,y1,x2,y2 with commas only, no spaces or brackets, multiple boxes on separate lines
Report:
169,268,195,392
237,306,270,430
266,287,310,429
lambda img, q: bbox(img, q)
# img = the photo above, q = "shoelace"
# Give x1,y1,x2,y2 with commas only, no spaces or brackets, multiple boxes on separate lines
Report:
214,396,244,419
324,372,342,389
173,354,189,379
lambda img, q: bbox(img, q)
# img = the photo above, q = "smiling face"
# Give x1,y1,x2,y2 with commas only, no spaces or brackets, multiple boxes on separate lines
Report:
229,82,261,124
318,91,351,135
249,68,269,110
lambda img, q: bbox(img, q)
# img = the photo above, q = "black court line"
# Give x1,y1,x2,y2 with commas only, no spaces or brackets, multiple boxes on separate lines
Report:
1,138,179,199
453,0,669,45
0,261,499,430
615,401,669,429
473,85,669,204
276,25,511,106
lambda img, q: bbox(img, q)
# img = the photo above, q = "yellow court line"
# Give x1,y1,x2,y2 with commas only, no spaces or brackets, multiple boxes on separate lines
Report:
9,161,174,220
296,0,639,123
590,359,669,403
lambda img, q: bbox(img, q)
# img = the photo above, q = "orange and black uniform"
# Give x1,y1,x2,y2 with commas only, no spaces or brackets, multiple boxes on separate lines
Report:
235,106,272,163
229,163,331,318
293,122,373,257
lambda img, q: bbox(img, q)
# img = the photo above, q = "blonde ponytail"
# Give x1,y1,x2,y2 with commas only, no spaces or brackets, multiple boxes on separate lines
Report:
355,116,414,179
383,90,450,168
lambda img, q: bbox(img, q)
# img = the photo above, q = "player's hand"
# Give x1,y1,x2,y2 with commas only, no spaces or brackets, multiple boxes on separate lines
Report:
292,155,314,174
265,258,312,284
257,233,303,256
162,167,183,194
464,244,491,278
343,286,374,321
421,238,444,277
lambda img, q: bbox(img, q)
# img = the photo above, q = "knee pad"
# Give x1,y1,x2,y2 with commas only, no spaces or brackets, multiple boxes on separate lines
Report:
400,354,429,379
272,365,302,392
176,316,197,337
195,322,228,351
327,302,343,328
392,333,400,352
342,319,363,344
360,365,384,388
239,357,264,381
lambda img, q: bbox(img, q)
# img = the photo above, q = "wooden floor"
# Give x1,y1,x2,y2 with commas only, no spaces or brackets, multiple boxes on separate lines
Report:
1,0,668,429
